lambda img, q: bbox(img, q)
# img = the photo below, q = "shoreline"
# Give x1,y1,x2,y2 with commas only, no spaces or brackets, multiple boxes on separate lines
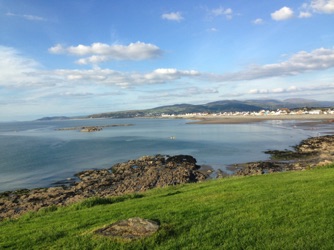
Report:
1,134,334,220
186,114,334,124
3,116,331,193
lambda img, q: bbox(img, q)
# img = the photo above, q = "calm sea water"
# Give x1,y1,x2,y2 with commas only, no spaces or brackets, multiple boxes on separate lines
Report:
0,118,330,192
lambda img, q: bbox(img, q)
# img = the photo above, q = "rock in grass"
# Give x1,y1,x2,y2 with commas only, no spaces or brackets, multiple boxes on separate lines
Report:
95,217,160,240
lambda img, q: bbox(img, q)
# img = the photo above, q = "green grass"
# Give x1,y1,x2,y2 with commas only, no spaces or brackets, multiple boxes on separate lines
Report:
1,165,334,249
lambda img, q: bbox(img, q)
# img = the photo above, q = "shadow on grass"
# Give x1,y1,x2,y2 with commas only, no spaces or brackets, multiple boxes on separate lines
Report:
162,191,182,197
72,193,145,210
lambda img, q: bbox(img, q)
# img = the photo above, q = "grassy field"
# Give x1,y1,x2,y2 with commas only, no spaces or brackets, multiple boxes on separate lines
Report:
1,165,334,249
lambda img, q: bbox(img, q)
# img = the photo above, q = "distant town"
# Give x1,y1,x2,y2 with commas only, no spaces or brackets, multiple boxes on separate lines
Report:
161,108,334,118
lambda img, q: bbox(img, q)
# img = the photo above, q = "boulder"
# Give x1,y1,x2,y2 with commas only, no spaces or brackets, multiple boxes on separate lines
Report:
95,217,160,240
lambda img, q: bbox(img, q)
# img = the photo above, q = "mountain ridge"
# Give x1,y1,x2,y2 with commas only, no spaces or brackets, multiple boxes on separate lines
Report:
86,98,334,119
37,98,334,120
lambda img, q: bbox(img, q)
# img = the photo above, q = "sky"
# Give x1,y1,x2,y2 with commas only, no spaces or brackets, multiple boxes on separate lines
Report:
1,0,334,121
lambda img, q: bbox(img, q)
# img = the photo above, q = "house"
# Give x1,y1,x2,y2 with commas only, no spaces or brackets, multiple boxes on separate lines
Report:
309,110,323,115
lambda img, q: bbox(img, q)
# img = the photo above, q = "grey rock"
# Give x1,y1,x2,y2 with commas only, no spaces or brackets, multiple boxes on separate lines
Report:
95,217,160,240
0,154,206,220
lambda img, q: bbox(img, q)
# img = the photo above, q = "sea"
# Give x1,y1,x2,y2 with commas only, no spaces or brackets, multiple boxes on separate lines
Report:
0,118,332,192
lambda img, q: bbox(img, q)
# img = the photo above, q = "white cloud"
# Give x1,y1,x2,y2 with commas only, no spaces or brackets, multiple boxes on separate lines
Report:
161,12,184,21
2,43,334,120
299,11,312,18
0,46,204,120
49,42,163,64
248,83,334,96
76,55,110,65
185,87,218,95
144,68,200,83
271,6,294,21
211,6,233,19
6,12,46,21
208,47,334,82
248,86,296,95
212,7,229,16
4,45,334,91
139,86,218,102
0,46,200,90
48,44,64,54
248,89,268,94
58,90,123,98
0,46,42,87
53,68,200,88
309,0,334,13
208,27,218,32
252,18,264,24
50,46,332,102
299,0,334,17
272,88,285,93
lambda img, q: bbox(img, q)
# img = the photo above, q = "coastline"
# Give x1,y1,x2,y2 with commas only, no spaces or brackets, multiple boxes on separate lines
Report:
1,134,334,220
186,114,334,124
3,117,323,193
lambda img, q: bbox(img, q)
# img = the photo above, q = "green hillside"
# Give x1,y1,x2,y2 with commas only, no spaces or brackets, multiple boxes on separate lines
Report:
1,166,334,249
85,98,334,119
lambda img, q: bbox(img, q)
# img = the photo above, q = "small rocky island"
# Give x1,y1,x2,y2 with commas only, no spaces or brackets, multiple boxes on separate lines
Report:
56,124,134,132
1,135,334,221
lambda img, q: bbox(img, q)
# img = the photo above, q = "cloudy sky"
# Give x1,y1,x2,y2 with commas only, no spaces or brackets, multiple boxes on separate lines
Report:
1,0,334,121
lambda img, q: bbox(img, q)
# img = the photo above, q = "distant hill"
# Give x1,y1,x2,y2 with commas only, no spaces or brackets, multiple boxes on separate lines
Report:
85,98,334,119
204,100,263,112
37,116,71,121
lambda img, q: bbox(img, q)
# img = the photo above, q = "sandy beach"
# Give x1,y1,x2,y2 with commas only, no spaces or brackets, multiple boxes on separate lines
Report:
187,114,334,124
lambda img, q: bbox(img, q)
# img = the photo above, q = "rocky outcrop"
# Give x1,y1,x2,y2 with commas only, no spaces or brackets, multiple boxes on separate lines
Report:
235,162,283,176
56,124,134,132
234,135,334,176
0,155,207,221
71,155,206,198
80,126,102,132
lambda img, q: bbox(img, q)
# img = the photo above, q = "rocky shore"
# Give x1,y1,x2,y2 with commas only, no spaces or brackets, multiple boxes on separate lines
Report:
232,135,334,176
0,155,207,220
1,135,334,221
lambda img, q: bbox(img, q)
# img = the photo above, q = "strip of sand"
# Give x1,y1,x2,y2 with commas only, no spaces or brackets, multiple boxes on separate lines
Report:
187,114,334,124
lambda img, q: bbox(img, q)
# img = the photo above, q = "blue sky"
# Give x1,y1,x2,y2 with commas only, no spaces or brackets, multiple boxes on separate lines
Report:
1,0,334,121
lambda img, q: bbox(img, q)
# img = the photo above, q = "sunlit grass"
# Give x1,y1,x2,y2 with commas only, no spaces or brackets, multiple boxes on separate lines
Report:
1,165,334,249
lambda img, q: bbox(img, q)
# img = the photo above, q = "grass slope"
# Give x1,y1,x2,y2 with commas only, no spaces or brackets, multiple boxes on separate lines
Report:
1,166,334,249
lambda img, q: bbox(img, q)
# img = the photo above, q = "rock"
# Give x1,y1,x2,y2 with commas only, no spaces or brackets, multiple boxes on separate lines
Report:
166,155,197,166
318,160,333,166
0,154,206,220
80,126,102,132
216,169,228,178
94,217,160,240
235,161,282,176
235,135,334,175
56,124,134,132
